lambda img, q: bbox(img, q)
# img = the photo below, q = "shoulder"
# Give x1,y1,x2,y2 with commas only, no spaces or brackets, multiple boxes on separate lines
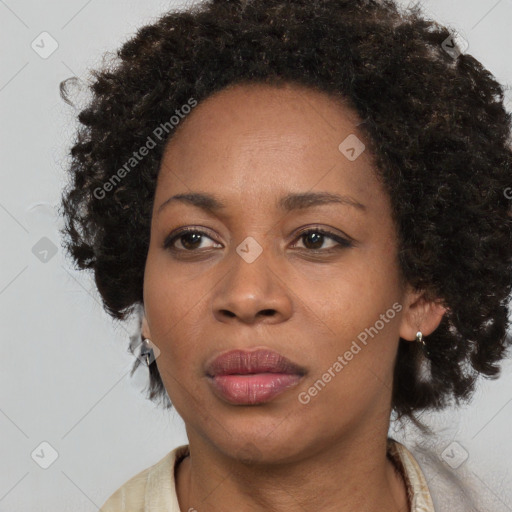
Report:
394,438,503,512
387,438,436,512
98,444,189,512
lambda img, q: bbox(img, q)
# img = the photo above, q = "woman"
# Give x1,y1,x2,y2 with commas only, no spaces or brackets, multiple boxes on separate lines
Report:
59,0,512,510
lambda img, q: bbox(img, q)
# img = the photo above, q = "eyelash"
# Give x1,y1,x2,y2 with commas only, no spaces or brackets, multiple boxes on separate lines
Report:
163,226,353,255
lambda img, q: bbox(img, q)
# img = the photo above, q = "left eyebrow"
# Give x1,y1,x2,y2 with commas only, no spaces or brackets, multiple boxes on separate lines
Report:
277,191,366,212
157,191,367,216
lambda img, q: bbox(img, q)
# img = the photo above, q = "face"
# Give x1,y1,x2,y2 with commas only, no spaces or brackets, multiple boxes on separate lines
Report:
142,82,435,463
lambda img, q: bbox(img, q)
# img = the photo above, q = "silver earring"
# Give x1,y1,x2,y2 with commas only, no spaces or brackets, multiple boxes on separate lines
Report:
416,330,430,357
141,337,154,367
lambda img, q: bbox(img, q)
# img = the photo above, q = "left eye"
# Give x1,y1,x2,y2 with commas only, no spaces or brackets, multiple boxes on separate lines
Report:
292,228,352,251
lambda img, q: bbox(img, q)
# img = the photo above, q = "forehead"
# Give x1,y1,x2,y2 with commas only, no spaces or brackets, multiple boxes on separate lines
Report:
163,82,364,157
154,82,385,213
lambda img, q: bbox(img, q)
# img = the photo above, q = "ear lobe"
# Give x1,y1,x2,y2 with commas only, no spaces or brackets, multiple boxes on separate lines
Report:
398,289,448,342
141,312,152,340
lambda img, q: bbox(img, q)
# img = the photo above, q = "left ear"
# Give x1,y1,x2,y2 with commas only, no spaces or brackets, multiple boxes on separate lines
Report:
398,285,448,342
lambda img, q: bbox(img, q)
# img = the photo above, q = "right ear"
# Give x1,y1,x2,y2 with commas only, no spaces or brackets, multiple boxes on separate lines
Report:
141,311,152,340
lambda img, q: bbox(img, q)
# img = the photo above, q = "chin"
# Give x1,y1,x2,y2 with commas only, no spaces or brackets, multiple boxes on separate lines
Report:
206,423,313,466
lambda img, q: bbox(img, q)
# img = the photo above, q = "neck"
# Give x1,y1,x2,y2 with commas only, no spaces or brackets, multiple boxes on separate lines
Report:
175,428,409,512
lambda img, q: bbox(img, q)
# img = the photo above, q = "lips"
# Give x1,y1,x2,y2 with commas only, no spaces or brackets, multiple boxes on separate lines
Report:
206,349,306,376
205,348,306,405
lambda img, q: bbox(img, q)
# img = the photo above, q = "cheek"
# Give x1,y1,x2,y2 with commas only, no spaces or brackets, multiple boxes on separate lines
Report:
304,255,401,333
298,285,402,418
143,252,205,371
144,247,202,327
298,257,403,394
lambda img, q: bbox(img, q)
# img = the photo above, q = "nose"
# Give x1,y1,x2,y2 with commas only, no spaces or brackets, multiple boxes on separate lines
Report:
211,244,293,325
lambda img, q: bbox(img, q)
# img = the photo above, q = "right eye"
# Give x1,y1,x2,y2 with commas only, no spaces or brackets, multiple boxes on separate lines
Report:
163,228,223,252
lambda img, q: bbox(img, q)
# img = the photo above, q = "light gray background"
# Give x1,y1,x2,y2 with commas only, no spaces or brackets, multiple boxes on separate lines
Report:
1,0,511,510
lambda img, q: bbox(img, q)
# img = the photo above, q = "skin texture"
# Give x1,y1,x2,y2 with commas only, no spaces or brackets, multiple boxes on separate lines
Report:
141,82,446,511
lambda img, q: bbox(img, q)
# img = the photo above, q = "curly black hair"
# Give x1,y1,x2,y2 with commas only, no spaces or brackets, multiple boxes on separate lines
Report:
59,0,512,424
